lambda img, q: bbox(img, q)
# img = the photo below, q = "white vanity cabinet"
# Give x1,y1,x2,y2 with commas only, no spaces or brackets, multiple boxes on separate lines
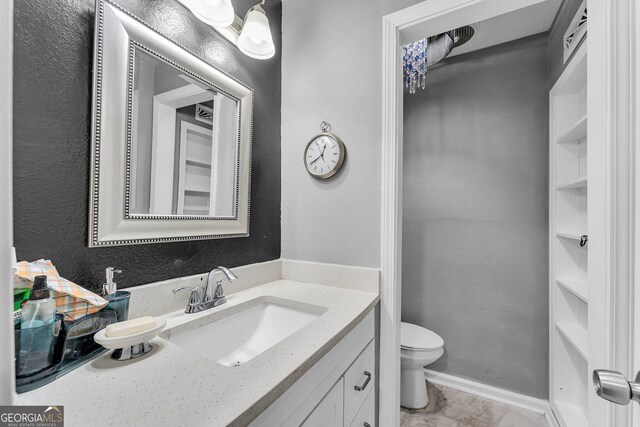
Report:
303,339,376,427
250,309,376,427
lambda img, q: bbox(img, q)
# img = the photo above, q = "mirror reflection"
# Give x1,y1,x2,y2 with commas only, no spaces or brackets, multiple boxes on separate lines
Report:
129,47,239,217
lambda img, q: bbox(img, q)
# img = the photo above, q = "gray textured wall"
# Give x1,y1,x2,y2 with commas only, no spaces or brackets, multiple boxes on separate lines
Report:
402,35,549,399
13,0,281,292
548,0,584,87
281,0,421,267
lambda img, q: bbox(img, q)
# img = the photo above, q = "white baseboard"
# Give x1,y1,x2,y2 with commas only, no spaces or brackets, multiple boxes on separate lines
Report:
424,369,560,427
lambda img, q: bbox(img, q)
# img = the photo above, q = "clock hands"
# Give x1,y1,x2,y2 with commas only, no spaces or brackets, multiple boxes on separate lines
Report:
310,155,323,165
309,142,328,166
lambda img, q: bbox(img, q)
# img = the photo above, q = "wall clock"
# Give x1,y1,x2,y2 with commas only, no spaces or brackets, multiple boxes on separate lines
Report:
304,121,346,180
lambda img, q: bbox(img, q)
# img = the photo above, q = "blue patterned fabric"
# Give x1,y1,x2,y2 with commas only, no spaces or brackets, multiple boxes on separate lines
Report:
403,38,428,94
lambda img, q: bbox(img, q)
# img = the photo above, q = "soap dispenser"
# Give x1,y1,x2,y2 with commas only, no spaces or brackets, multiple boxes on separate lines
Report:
18,275,59,376
21,276,55,329
103,267,130,322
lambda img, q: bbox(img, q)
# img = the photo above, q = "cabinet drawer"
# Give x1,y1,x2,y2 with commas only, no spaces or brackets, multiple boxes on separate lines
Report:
343,339,375,426
349,388,375,427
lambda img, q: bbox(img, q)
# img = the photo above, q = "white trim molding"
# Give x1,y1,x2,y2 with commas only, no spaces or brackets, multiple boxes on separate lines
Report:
424,370,559,427
588,0,636,426
380,10,404,427
0,0,14,405
633,0,640,425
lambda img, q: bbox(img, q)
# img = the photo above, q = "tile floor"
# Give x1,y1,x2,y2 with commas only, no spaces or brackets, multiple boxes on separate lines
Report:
400,382,549,427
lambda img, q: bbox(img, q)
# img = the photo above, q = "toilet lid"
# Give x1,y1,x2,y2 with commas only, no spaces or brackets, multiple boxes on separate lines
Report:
401,322,444,350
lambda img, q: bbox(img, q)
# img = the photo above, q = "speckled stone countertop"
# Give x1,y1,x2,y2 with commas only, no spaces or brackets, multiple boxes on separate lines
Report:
15,280,379,427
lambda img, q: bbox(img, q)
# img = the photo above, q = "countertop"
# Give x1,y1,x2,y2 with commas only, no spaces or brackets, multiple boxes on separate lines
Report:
15,280,379,427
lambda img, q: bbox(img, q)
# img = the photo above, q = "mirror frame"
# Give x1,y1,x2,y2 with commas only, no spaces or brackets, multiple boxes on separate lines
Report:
89,0,253,247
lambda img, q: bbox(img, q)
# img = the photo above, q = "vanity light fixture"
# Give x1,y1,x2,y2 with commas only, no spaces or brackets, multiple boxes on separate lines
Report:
184,0,235,28
238,1,275,59
178,0,275,60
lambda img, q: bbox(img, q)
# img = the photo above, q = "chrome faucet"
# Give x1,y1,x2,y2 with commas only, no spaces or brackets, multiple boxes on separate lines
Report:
203,266,238,305
172,266,238,314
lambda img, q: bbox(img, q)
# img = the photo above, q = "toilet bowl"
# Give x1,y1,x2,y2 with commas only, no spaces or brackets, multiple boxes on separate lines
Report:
400,322,444,409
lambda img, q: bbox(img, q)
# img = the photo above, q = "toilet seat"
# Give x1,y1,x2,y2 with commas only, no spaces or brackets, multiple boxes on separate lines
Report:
401,322,444,351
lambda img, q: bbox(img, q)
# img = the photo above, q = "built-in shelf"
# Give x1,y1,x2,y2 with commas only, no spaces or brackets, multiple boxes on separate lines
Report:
556,323,588,360
555,401,588,427
186,158,212,168
555,278,588,302
556,176,587,190
556,232,586,242
177,121,213,215
550,41,588,425
183,206,209,212
184,189,211,196
556,114,587,143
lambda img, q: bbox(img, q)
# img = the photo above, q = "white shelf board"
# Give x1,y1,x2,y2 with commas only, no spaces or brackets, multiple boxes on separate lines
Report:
555,278,588,302
184,189,211,195
186,158,212,168
556,322,588,360
556,176,587,190
183,206,209,212
556,114,587,143
555,401,588,427
556,232,586,242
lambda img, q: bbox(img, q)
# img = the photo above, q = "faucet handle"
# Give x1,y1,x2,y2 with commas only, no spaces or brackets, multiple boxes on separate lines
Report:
214,280,226,299
172,286,202,307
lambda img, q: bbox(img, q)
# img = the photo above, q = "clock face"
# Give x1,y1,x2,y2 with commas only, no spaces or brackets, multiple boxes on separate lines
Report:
304,133,345,179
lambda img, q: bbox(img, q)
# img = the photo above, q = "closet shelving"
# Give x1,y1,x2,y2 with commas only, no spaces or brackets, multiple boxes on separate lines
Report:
177,122,214,216
549,41,588,427
555,176,587,190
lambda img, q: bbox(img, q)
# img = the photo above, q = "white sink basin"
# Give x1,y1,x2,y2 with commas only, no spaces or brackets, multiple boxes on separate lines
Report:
168,301,324,367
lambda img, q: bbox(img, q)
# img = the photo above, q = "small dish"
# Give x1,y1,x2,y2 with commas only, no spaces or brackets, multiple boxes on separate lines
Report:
94,318,166,360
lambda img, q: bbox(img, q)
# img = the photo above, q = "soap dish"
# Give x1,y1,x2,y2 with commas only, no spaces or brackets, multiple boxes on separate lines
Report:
94,318,166,361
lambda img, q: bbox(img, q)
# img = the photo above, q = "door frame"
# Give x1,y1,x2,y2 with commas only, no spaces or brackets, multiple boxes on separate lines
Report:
590,1,637,426
150,84,212,214
0,0,14,406
380,0,624,425
631,0,640,425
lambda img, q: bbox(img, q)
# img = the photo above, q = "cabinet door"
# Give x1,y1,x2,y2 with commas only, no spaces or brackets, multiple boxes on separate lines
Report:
343,340,375,426
301,377,344,427
350,389,375,427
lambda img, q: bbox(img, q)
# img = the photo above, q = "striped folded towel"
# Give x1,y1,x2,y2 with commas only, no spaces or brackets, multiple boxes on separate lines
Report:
14,259,108,320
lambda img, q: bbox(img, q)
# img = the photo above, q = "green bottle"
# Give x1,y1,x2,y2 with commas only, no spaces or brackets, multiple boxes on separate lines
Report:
14,287,30,311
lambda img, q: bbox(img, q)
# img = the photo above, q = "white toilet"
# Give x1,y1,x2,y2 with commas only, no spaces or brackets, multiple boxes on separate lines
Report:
400,322,444,409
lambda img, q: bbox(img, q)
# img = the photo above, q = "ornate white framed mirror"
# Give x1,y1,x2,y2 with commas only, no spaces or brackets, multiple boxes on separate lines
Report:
89,0,253,247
